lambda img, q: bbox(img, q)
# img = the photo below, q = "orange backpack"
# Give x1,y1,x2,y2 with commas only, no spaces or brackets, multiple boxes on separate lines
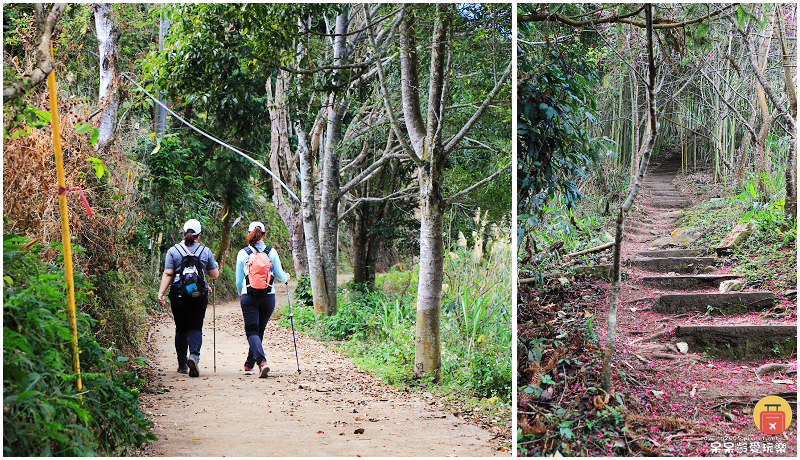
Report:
244,245,274,297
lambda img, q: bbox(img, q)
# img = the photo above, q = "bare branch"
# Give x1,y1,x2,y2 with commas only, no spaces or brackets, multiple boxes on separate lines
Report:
444,60,512,154
338,152,406,199
3,4,67,102
338,186,418,222
365,5,422,165
445,161,510,203
519,4,736,30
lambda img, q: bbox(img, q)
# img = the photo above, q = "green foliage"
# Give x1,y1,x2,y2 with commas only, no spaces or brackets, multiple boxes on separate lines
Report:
293,274,314,307
3,235,156,455
280,246,511,401
3,104,52,142
517,44,609,242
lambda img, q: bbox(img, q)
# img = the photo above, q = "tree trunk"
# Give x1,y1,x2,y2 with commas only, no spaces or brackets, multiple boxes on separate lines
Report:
371,3,508,382
297,127,329,316
216,200,234,272
93,3,120,153
266,70,308,277
352,206,368,285
415,149,446,381
776,7,798,220
364,231,382,288
155,8,169,134
629,65,639,183
602,4,658,393
315,8,351,315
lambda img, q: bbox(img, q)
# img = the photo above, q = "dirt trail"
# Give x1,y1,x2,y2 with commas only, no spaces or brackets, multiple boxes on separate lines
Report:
139,277,504,457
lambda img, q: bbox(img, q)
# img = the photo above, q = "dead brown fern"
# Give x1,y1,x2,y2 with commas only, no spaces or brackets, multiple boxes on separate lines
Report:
3,88,148,352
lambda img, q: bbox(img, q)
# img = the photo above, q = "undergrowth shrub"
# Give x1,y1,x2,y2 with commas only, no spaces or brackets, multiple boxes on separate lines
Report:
3,234,156,455
277,238,511,402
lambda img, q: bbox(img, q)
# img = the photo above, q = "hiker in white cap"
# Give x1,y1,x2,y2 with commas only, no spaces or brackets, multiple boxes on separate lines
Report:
157,219,219,377
234,221,289,378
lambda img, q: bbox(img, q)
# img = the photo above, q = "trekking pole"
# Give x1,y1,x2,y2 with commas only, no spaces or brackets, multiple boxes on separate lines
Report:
285,281,301,375
212,279,216,374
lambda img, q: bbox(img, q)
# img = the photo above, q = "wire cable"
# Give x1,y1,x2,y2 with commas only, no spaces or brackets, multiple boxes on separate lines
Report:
120,72,301,204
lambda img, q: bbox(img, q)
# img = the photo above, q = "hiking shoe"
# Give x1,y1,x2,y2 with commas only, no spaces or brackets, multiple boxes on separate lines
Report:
177,363,189,374
244,364,255,376
187,354,200,377
259,360,270,379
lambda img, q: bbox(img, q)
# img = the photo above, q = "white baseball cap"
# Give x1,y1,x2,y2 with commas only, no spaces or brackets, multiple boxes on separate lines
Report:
183,219,202,234
248,221,265,232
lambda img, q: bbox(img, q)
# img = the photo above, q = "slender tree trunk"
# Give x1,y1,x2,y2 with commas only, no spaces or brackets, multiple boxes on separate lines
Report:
93,3,120,153
216,200,234,271
315,8,351,315
602,4,658,393
266,70,308,277
776,6,798,220
364,232,382,288
155,7,169,134
629,65,639,182
352,206,368,285
297,127,329,315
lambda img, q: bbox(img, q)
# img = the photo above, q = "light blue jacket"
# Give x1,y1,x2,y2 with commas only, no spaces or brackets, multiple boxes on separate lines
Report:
235,242,288,295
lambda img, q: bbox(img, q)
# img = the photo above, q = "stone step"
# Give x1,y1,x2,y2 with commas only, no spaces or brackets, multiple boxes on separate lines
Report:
648,199,692,209
636,249,706,258
648,190,683,198
574,264,612,280
627,257,717,273
639,274,741,290
653,291,775,314
674,324,796,360
642,184,678,190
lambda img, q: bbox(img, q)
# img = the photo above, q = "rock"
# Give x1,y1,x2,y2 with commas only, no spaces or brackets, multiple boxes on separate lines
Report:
698,266,717,274
783,289,797,299
676,342,689,353
715,223,752,256
650,227,702,247
670,227,703,245
719,280,744,293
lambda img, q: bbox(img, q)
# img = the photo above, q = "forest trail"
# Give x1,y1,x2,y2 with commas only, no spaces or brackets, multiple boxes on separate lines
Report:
139,276,503,457
594,148,797,453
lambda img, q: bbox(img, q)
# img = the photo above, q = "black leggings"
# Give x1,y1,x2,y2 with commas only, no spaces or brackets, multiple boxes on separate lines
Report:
169,293,208,366
241,293,275,367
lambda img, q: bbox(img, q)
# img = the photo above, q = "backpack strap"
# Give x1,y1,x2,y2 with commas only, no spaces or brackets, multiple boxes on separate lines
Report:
179,242,196,256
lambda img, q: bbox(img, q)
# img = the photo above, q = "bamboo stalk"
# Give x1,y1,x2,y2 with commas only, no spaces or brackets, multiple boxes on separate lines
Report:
48,43,82,396
565,241,615,258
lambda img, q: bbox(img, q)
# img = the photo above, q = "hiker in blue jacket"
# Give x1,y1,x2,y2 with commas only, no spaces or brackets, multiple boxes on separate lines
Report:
235,221,289,378
158,219,219,377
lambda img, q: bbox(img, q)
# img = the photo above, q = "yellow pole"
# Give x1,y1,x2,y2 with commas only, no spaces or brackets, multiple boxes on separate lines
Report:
47,44,82,394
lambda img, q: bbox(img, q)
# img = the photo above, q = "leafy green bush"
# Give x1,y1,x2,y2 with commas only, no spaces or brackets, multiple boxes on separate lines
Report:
3,235,156,455
293,274,314,307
